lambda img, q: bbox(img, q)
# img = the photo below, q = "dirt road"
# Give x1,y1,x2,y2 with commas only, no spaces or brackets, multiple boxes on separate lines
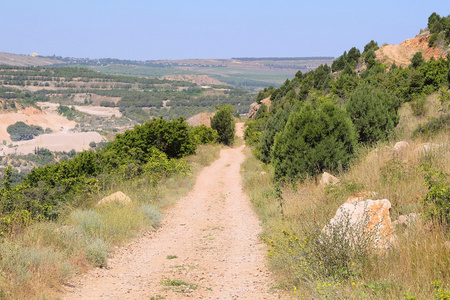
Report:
63,124,276,299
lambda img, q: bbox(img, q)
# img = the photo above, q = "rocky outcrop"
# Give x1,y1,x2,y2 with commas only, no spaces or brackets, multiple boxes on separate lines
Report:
375,30,448,67
98,191,132,206
323,199,396,249
247,97,271,119
319,172,340,186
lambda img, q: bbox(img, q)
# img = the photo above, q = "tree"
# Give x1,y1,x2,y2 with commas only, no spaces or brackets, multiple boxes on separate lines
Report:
428,12,441,33
271,101,357,181
364,49,376,68
345,84,400,144
211,105,235,145
364,40,379,53
411,52,425,69
347,47,361,66
258,105,292,163
254,103,268,120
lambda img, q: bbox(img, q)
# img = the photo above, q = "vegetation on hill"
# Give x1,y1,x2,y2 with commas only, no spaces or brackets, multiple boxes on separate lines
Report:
0,65,254,123
427,12,450,47
247,33,449,181
243,12,450,299
0,117,218,232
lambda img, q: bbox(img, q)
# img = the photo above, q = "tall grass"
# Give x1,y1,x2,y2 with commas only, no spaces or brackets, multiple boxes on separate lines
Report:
241,93,450,298
0,143,221,299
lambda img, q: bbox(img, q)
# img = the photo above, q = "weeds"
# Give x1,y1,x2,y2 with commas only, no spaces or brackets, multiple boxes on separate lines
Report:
85,238,109,267
242,124,450,298
161,278,198,293
0,143,221,299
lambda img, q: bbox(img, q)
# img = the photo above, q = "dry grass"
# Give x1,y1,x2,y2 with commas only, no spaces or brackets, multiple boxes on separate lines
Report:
241,93,450,298
0,143,222,299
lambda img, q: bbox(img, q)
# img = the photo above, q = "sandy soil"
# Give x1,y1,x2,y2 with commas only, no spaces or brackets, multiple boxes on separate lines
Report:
2,131,104,155
187,112,215,127
63,124,276,300
37,102,122,117
376,31,447,67
0,107,76,143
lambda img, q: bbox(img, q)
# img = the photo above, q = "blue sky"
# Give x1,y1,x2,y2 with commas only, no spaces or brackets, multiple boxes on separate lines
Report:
1,0,448,60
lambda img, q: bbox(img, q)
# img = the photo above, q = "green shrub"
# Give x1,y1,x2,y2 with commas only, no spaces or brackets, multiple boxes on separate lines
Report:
108,117,196,160
410,97,427,117
272,101,357,181
254,103,268,120
244,118,265,147
85,238,109,267
413,114,450,138
345,84,400,144
70,209,103,237
411,52,425,69
258,105,291,164
422,167,450,224
210,104,235,145
140,204,162,227
6,122,44,141
189,125,218,145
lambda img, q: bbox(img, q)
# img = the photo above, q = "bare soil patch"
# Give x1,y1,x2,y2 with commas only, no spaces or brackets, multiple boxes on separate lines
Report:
187,112,215,127
2,131,103,155
163,74,226,86
63,136,276,299
376,31,448,67
0,107,76,143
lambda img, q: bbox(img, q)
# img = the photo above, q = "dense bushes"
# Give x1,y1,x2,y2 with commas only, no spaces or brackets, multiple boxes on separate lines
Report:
0,117,211,233
189,125,218,145
345,84,400,144
271,101,357,181
107,117,196,160
244,18,450,182
427,13,450,46
7,122,45,141
258,105,291,164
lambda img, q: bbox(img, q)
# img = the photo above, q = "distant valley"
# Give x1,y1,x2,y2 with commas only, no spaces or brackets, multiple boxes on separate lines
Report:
0,52,335,91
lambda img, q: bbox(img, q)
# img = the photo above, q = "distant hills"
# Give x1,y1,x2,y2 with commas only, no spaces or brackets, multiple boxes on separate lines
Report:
0,52,61,67
0,52,335,91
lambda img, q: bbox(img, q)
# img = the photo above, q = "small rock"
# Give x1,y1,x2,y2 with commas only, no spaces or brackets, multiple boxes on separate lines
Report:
98,191,132,206
323,198,396,249
393,141,410,156
319,172,340,187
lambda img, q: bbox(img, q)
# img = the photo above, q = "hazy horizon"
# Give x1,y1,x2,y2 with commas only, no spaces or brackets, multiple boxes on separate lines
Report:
1,0,448,61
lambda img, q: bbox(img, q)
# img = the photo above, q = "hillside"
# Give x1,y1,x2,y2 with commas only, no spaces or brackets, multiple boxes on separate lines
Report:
0,52,62,66
376,30,450,66
243,12,450,299
0,65,253,175
83,57,335,92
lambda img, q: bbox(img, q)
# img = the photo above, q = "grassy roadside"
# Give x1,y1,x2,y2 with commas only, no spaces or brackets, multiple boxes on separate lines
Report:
241,96,450,299
0,144,221,300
